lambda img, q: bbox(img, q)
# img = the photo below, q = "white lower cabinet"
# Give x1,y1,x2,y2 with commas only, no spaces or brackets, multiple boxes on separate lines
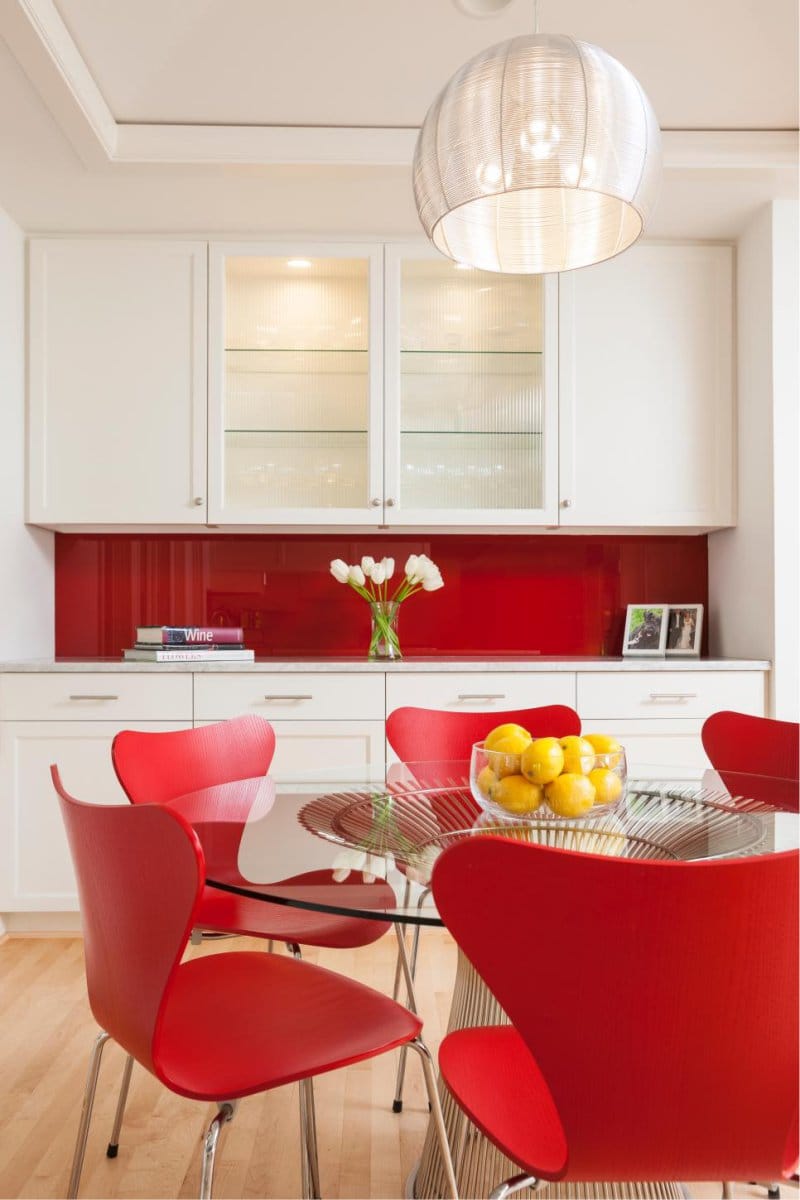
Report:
0,665,768,918
386,672,575,714
0,720,192,911
576,671,766,777
193,671,386,780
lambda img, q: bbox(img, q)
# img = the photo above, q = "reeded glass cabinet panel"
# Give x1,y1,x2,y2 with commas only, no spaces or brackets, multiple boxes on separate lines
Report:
209,244,383,523
384,246,558,525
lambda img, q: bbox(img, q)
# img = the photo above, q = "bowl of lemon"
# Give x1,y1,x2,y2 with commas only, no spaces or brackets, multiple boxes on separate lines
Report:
470,722,626,820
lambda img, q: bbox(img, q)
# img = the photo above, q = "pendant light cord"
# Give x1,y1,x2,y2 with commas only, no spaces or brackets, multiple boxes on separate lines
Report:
533,0,539,34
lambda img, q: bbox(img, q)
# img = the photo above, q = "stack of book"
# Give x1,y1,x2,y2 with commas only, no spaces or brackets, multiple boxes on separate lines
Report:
123,626,255,662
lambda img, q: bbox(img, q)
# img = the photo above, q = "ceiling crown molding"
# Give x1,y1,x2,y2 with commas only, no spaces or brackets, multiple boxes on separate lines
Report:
3,0,797,170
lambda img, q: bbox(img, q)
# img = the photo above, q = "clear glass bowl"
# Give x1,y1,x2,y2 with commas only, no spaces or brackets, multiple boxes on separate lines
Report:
470,740,628,821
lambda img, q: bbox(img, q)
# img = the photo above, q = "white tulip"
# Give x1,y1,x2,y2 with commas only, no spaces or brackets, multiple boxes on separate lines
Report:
330,558,350,583
405,554,423,583
381,557,395,580
348,564,366,586
361,556,375,577
371,562,386,586
422,573,444,592
331,847,366,883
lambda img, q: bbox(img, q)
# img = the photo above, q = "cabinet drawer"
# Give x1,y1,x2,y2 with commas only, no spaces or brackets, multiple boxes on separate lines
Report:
0,673,193,721
577,671,766,720
386,673,575,714
193,673,385,722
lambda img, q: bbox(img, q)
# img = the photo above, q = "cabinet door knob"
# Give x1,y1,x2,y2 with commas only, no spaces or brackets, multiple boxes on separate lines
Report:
560,498,572,508
370,498,381,507
385,498,396,507
193,497,204,506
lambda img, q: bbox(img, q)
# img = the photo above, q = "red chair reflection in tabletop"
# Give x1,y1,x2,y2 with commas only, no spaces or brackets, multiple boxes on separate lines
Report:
431,836,799,1199
108,716,394,1158
384,703,581,1113
53,768,457,1200
702,711,799,812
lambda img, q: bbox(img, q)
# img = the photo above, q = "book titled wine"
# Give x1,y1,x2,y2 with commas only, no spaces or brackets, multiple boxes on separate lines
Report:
124,646,255,663
136,625,244,646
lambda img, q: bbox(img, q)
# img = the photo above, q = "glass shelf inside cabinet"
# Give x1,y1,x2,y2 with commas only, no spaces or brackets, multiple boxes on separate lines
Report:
222,255,371,511
397,257,545,512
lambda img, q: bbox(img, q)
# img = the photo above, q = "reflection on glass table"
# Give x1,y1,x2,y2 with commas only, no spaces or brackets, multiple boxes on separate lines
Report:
164,762,799,927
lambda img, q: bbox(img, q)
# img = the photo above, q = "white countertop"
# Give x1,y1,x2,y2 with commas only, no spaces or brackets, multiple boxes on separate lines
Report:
0,656,770,673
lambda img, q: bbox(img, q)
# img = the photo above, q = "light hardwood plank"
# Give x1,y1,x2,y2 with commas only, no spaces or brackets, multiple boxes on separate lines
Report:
0,933,794,1200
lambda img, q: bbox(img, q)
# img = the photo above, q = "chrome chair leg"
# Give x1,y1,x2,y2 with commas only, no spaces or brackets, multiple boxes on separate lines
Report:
199,1102,234,1200
393,889,428,1113
391,880,412,1002
106,1052,134,1157
407,1036,459,1200
489,1173,543,1200
68,1030,111,1199
301,1077,321,1199
298,1076,310,1199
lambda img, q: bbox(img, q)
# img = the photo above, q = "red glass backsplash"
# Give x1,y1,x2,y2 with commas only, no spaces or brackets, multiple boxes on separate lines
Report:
54,533,709,659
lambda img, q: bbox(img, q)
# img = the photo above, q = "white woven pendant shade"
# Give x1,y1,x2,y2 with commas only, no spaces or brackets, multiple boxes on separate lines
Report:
413,33,661,274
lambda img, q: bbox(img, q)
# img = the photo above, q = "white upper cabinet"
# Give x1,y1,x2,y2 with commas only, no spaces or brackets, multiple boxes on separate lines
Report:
28,240,208,525
558,243,734,528
208,243,384,524
383,244,559,526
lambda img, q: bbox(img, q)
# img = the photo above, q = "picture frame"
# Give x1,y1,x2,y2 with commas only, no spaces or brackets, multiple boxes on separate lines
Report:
622,605,668,656
665,604,704,657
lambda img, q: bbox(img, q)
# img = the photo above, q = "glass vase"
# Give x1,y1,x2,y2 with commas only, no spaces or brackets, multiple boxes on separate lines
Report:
368,600,402,660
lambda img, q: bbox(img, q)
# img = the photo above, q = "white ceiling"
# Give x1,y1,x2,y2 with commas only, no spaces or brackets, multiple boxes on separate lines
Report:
51,0,799,130
0,0,795,236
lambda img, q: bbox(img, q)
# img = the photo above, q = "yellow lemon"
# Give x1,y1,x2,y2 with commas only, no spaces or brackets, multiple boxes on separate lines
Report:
559,735,596,775
545,773,596,817
520,737,564,785
476,765,498,799
588,767,623,806
486,748,522,778
484,723,532,753
492,774,544,816
584,733,623,767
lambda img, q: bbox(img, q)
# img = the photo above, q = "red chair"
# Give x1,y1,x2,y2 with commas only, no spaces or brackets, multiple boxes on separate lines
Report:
108,717,395,1156
53,767,457,1200
386,704,582,764
385,703,581,1113
702,711,799,811
431,837,799,1198
112,717,394,948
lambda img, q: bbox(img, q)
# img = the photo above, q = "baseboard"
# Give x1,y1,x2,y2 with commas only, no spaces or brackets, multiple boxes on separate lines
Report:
1,912,83,936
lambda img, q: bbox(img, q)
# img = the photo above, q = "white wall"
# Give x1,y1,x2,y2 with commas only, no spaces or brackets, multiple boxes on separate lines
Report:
770,199,799,720
0,205,53,659
708,199,799,719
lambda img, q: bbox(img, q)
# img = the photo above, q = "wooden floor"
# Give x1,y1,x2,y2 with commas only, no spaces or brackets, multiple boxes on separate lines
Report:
0,932,794,1200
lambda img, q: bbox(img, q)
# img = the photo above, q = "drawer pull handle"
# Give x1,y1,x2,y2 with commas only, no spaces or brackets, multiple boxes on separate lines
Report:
263,694,314,701
457,693,507,702
69,694,120,701
648,692,698,701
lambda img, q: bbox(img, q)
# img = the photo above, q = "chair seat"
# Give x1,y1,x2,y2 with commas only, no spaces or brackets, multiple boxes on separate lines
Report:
156,951,421,1101
197,871,394,948
441,1024,797,1184
440,1026,568,1181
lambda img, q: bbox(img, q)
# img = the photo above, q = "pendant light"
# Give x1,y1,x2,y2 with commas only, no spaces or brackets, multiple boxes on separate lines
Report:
413,11,662,274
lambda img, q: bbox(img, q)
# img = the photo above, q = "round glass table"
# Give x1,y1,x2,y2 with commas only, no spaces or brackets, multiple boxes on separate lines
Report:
169,761,798,1200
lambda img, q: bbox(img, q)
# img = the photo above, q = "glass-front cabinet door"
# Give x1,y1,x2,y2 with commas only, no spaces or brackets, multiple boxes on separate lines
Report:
209,243,384,523
384,244,558,525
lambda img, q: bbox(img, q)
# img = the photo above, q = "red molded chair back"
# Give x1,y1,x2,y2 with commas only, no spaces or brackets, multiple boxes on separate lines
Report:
702,710,799,812
386,705,581,763
432,838,799,1182
52,765,202,1076
113,716,276,807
